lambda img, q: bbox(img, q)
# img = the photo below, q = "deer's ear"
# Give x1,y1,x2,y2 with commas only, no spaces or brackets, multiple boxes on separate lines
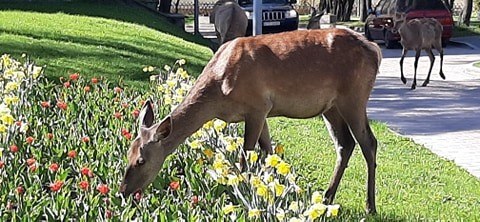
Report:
139,100,155,128
154,116,172,141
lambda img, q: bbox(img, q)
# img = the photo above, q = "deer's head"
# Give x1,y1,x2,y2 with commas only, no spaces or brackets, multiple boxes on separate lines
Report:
306,7,324,30
392,12,407,34
120,101,173,197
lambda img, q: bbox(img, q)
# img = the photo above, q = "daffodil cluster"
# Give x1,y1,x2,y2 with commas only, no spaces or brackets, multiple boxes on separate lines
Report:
143,59,341,221
0,54,41,136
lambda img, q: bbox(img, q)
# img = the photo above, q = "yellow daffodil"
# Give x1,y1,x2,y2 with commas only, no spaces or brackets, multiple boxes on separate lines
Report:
256,183,269,198
164,65,171,71
275,144,285,154
147,66,155,72
5,82,19,92
311,191,323,204
288,217,304,222
265,154,281,167
327,204,340,217
269,179,285,197
288,201,299,212
143,67,148,72
4,96,19,105
164,96,172,105
0,124,7,133
0,114,15,125
276,209,286,221
203,148,214,159
248,151,258,164
225,143,236,152
248,208,262,219
203,120,214,129
189,139,202,149
303,203,327,221
227,174,241,186
166,80,176,88
222,203,236,214
213,119,227,132
32,66,43,79
276,161,291,175
250,176,262,188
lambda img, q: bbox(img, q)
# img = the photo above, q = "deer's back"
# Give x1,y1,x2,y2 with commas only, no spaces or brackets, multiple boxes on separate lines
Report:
197,29,381,120
400,18,442,50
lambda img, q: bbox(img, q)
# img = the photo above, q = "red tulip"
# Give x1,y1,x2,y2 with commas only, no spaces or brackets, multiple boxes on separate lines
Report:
169,181,180,191
91,78,99,84
97,184,110,195
114,112,122,119
0,161,4,169
105,210,113,219
49,163,59,172
41,101,50,108
16,186,24,195
121,103,129,108
26,158,36,166
114,87,122,93
57,101,68,110
67,150,77,159
191,195,199,205
50,180,64,192
84,86,91,92
26,136,34,144
80,167,94,177
63,81,71,88
82,136,90,143
132,109,140,118
69,73,79,81
47,133,54,140
10,144,18,153
79,181,89,191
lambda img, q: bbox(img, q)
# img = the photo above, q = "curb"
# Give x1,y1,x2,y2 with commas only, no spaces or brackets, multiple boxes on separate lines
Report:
449,39,478,50
464,61,480,76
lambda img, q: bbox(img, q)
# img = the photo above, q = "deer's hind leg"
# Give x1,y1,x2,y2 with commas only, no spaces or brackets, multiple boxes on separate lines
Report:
422,48,435,87
400,48,408,84
434,41,446,80
412,49,421,90
337,101,378,214
322,106,356,206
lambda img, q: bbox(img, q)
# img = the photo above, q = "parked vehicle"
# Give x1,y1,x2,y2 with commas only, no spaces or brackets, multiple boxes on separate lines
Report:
238,0,299,35
364,0,454,48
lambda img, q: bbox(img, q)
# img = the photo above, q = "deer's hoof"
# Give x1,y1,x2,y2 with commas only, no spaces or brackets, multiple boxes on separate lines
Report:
410,84,416,90
440,72,446,80
401,77,407,84
422,82,429,87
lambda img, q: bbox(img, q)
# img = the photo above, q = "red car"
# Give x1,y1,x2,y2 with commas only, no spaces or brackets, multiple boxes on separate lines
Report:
365,0,454,48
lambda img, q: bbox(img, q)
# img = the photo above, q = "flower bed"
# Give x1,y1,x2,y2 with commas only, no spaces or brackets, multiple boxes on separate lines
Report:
0,55,339,221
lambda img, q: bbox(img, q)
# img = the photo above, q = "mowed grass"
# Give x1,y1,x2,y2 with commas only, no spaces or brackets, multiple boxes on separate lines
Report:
270,118,480,221
1,2,480,220
0,1,212,87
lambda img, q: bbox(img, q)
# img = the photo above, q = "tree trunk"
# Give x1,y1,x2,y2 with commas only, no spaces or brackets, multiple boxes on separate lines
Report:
459,0,473,26
360,0,372,21
318,0,355,21
157,0,172,13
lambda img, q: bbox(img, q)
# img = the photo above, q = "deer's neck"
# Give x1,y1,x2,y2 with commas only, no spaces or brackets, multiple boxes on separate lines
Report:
162,85,217,151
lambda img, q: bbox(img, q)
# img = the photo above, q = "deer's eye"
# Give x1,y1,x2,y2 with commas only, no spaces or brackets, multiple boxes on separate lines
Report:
136,157,145,166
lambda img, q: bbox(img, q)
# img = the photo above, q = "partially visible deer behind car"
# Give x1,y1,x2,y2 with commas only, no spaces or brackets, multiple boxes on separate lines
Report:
393,12,445,89
120,28,382,214
209,0,248,46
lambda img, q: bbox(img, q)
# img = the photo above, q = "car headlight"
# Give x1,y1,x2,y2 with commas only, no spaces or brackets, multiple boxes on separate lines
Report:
245,11,252,20
285,9,297,18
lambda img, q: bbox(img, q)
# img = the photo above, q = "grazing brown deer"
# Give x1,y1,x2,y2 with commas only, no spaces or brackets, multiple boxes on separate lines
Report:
209,0,248,45
393,12,445,90
120,29,382,214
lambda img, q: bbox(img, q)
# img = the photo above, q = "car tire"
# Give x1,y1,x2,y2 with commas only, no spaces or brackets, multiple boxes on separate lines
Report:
384,31,397,49
364,24,373,41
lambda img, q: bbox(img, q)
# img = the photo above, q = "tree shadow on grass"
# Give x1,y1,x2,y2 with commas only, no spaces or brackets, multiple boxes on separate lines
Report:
0,0,212,48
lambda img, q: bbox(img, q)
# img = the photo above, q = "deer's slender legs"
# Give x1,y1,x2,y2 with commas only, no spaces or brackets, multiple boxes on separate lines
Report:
437,46,445,80
322,107,356,206
340,107,378,214
400,48,408,84
258,122,273,154
412,49,421,90
240,107,271,169
422,49,435,87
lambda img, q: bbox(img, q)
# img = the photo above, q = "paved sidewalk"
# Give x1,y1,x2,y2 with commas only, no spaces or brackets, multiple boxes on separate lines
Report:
368,43,480,178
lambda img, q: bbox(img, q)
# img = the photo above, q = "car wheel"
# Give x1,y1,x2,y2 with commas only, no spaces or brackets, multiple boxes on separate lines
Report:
364,24,373,41
384,31,397,49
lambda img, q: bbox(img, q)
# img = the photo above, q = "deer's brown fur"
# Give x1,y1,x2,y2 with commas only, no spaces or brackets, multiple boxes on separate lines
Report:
121,28,382,214
394,12,445,89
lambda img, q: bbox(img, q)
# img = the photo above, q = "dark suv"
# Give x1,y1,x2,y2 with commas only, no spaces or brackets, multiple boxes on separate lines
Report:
239,0,299,35
364,0,454,48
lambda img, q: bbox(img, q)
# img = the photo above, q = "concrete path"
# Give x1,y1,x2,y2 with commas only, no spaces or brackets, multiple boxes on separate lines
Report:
185,19,480,178
368,38,480,178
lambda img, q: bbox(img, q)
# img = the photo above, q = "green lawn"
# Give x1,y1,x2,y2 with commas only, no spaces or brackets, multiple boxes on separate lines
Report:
1,1,480,220
0,0,212,87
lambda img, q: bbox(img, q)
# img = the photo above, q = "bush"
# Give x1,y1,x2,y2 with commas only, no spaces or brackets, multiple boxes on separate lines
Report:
0,54,339,221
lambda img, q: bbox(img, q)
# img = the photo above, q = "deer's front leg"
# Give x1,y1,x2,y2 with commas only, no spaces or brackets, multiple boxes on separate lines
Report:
258,122,273,154
240,114,268,170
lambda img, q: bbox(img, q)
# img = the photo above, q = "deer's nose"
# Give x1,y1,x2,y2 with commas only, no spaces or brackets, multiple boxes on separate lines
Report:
119,183,128,197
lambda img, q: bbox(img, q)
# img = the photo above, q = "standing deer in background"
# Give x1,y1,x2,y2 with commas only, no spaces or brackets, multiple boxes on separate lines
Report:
120,28,382,214
306,7,326,29
209,0,247,46
393,12,445,90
